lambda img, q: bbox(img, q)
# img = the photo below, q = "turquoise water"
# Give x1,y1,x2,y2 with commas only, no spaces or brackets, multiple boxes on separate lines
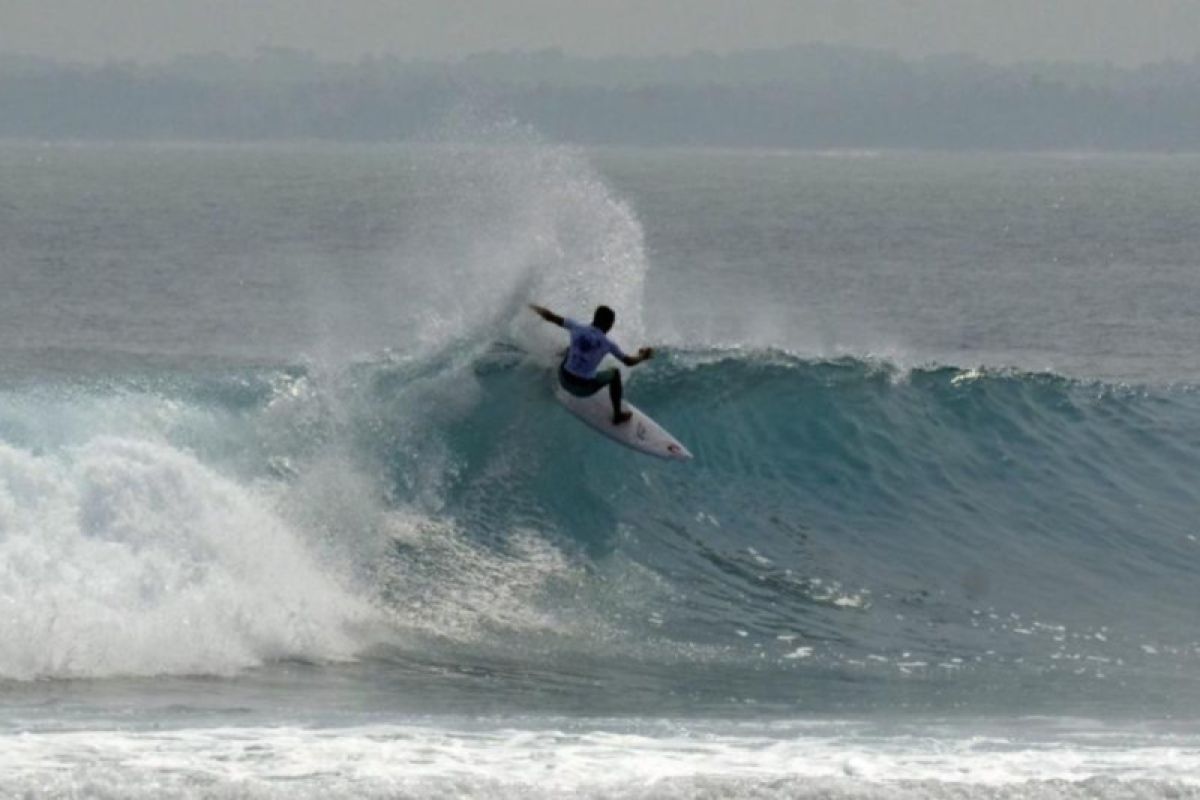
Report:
1,141,1199,797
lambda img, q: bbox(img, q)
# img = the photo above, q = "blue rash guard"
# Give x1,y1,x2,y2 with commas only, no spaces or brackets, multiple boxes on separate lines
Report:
558,318,628,397
562,318,628,378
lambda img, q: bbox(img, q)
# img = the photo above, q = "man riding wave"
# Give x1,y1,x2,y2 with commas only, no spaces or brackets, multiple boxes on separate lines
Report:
529,304,653,425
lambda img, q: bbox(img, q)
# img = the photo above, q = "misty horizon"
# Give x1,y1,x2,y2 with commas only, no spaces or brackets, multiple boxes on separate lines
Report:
4,0,1200,69
4,41,1200,151
4,40,1200,73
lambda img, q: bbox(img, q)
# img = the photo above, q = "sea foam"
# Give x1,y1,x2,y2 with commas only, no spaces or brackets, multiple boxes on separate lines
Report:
0,436,376,679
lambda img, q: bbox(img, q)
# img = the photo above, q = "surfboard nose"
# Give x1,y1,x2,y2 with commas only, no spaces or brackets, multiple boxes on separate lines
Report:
666,442,693,461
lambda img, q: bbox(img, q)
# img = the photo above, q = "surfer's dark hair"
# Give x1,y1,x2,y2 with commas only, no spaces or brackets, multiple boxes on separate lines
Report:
592,305,615,330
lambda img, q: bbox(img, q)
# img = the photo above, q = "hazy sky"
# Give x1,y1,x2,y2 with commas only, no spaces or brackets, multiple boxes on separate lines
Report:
2,0,1198,66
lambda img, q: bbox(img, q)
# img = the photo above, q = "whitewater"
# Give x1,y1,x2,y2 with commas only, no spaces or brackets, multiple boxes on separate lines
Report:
1,139,1199,798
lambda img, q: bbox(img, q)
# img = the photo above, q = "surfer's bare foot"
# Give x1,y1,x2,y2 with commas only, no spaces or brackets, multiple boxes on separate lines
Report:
613,410,633,425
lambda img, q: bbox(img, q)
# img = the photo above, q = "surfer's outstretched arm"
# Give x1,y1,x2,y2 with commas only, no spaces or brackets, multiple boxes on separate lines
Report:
620,347,654,367
529,304,565,327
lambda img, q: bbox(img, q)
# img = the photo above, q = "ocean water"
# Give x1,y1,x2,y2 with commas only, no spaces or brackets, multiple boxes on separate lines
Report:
2,139,1200,798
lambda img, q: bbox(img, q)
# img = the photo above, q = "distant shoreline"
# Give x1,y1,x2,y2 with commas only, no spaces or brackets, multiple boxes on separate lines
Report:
4,44,1199,150
4,139,1200,158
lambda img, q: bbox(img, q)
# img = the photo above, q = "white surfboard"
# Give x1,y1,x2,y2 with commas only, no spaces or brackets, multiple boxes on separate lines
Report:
554,384,692,461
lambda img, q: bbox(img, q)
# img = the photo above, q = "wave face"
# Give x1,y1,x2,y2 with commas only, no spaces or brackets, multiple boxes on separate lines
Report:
3,351,1198,712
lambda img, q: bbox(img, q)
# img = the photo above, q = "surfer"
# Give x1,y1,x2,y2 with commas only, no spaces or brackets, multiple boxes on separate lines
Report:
529,304,653,425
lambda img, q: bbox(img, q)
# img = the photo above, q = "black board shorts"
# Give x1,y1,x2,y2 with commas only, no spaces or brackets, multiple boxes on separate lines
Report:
558,362,618,398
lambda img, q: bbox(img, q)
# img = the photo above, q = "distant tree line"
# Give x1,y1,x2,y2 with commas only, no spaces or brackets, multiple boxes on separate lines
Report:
2,45,1199,149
